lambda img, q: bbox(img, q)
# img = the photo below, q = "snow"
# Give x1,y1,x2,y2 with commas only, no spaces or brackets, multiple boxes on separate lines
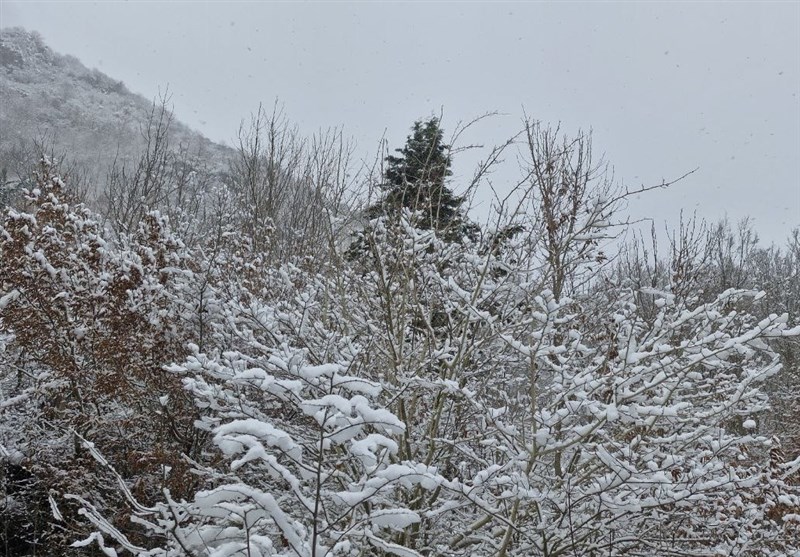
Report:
366,532,424,557
0,289,19,310
369,509,421,529
214,419,301,462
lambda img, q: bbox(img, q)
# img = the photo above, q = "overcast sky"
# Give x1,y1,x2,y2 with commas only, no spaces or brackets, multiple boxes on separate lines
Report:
2,1,798,244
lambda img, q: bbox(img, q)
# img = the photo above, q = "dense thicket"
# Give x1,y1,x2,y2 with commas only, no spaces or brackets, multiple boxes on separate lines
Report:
1,111,798,557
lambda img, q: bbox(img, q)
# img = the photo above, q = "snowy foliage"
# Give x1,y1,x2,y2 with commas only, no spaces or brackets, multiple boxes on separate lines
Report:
2,123,799,557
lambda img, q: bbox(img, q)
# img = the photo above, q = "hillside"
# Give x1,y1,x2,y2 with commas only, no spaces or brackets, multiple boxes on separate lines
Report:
0,27,232,191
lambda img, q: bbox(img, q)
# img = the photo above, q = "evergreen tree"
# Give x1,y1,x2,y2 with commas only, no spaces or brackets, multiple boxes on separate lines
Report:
369,117,475,241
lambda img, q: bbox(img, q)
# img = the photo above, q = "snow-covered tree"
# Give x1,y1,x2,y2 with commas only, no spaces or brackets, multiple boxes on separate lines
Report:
0,161,209,554
67,260,456,556
3,121,798,557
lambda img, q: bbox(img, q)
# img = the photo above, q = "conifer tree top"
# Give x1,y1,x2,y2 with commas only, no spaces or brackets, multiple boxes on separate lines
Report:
369,117,474,241
384,117,451,191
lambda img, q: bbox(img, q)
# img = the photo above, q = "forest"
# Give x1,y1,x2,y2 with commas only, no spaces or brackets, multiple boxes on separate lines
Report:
1,100,799,557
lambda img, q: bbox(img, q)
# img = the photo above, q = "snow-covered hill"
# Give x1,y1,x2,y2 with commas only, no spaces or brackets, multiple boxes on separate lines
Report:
0,27,232,189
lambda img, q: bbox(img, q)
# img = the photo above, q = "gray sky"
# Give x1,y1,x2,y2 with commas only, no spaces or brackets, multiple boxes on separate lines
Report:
2,1,798,244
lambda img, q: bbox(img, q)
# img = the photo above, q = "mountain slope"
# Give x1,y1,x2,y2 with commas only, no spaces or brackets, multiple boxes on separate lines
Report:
0,27,232,188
